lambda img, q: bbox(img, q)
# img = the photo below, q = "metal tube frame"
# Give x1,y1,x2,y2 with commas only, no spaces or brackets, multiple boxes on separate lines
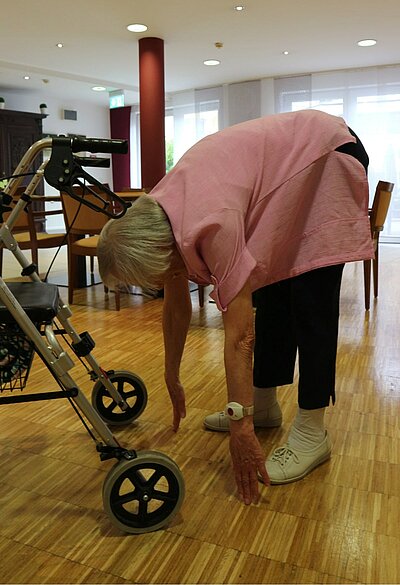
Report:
0,138,135,448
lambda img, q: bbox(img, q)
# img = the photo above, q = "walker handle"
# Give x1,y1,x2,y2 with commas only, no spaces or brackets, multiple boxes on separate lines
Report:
44,137,131,219
71,137,128,154
74,156,111,168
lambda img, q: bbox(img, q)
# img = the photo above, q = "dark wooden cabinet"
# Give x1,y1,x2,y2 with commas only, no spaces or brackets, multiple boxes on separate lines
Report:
0,109,47,229
0,108,46,180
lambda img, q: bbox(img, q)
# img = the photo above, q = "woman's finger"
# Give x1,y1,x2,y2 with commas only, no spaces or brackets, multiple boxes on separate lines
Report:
249,468,261,503
167,382,186,431
234,464,257,505
173,408,181,431
257,459,270,486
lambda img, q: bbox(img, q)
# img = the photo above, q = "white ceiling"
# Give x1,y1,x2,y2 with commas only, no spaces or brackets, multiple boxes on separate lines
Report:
0,0,399,106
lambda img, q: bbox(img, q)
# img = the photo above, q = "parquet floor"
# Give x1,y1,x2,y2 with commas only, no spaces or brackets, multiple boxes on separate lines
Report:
0,245,399,584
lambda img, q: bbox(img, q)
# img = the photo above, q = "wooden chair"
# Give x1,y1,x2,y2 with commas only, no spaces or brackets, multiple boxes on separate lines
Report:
0,186,67,277
60,185,120,310
198,285,205,308
363,180,394,310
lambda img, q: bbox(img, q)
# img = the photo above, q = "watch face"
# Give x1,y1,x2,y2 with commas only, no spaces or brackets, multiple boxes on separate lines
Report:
227,407,235,417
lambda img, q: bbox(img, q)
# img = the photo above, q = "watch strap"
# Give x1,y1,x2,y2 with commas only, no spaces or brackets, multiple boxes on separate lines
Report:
242,405,254,417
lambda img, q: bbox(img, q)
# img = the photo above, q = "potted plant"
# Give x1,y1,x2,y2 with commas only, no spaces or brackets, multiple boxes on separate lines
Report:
40,103,47,114
0,97,5,109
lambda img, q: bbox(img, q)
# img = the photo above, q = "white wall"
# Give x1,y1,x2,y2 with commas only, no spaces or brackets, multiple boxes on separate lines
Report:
2,89,112,231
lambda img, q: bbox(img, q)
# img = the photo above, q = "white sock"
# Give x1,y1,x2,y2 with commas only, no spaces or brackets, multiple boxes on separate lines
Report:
253,386,278,415
288,407,326,451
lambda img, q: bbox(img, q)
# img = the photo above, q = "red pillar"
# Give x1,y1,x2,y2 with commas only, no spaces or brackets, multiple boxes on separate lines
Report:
139,37,166,191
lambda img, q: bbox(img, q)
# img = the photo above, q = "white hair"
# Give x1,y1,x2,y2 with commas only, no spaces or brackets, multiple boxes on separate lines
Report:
98,195,175,292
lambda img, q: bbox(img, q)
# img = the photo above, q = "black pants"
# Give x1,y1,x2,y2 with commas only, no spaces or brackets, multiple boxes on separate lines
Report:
252,128,368,410
253,264,344,409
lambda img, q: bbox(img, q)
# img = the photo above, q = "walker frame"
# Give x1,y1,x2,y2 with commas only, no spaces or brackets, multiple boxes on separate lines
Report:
0,136,185,534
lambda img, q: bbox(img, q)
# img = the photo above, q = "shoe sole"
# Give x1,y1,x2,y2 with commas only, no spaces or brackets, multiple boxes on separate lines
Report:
267,450,331,485
204,417,282,432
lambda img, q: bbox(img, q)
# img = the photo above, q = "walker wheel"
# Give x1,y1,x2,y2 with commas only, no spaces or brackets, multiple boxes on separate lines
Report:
91,370,147,426
102,450,185,534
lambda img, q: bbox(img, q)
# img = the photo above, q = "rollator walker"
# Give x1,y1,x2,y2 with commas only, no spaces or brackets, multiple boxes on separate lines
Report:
0,136,185,534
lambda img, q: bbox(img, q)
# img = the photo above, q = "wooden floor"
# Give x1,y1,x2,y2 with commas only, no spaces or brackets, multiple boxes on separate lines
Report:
0,246,399,584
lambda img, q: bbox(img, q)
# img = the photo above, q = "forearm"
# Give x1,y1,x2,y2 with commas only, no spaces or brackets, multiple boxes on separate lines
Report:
224,333,254,406
223,281,269,502
222,280,255,418
163,275,192,381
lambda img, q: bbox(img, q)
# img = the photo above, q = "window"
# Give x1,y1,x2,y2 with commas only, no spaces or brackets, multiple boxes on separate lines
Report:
166,88,221,168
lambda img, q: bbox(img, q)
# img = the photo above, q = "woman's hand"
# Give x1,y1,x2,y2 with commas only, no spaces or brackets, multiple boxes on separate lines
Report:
229,420,270,504
165,375,186,431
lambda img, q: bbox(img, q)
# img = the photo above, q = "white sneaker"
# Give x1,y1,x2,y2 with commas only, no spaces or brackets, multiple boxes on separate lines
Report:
204,402,282,432
265,432,331,484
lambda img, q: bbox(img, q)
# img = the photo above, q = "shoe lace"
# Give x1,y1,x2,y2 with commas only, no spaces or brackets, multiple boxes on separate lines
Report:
271,446,299,467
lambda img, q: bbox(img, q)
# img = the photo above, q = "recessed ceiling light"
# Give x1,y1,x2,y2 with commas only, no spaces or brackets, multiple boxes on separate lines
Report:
23,75,30,80
282,51,289,55
357,39,377,47
92,86,106,92
234,5,245,10
56,43,64,48
204,59,221,66
127,23,148,33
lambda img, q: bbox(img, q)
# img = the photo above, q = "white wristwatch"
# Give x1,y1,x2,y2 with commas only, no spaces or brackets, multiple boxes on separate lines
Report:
224,401,254,421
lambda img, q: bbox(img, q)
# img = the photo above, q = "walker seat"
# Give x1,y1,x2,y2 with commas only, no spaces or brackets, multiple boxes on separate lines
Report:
0,282,59,323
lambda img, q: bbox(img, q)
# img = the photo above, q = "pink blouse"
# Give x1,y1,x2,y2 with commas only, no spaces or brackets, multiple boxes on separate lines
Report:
151,110,374,311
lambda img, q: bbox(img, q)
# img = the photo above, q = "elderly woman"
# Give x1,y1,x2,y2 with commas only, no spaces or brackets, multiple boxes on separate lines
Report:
98,109,373,506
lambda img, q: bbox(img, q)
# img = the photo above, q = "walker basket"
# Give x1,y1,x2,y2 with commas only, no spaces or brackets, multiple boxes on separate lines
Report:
0,322,35,392
0,282,60,392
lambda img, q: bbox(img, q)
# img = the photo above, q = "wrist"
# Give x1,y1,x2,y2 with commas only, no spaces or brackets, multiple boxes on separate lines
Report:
229,415,255,434
164,370,179,384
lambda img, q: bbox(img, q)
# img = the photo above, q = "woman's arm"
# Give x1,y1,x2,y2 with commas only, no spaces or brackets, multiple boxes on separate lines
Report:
163,272,192,430
222,280,270,504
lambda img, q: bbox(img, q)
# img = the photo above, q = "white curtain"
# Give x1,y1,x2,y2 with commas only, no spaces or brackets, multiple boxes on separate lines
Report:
165,87,223,167
274,66,400,241
225,80,261,126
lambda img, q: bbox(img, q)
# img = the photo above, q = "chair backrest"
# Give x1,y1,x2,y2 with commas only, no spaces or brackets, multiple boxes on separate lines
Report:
60,184,110,235
3,186,58,240
2,186,33,232
369,180,394,237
